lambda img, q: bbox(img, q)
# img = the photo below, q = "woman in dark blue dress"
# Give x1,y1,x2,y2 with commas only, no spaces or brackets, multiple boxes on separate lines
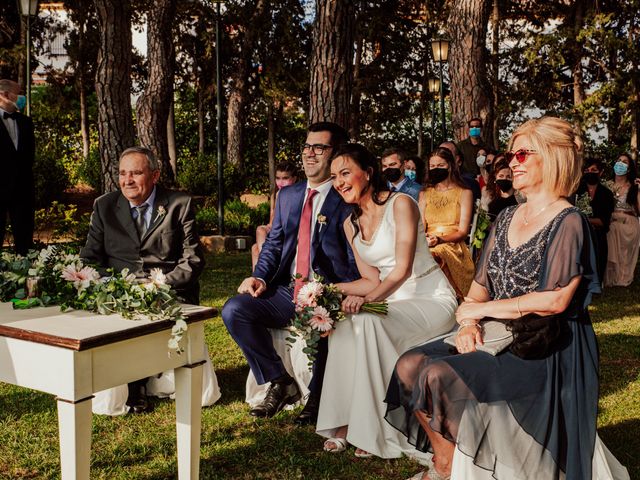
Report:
385,117,629,480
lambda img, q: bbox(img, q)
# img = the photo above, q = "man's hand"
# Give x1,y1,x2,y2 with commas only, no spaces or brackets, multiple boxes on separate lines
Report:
238,277,266,297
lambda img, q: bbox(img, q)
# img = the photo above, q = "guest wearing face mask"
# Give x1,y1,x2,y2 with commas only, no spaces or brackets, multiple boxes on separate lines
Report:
575,158,615,284
456,117,487,176
486,157,518,220
403,155,423,185
419,147,475,298
380,147,421,201
251,161,299,269
0,79,35,255
605,153,640,287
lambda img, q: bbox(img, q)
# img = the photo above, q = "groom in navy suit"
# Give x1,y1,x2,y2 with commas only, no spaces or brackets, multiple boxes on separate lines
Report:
222,122,359,423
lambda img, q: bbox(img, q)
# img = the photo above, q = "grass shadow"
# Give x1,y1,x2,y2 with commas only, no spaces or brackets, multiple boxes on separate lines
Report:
596,332,640,398
599,418,640,479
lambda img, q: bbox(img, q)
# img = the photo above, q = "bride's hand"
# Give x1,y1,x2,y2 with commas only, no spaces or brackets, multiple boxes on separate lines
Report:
456,298,486,324
341,295,365,314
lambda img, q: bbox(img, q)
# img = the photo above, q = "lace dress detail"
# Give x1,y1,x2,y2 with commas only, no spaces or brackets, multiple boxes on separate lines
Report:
487,206,575,299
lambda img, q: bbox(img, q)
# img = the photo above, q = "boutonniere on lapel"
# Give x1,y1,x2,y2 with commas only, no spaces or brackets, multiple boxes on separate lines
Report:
316,213,327,232
154,205,167,222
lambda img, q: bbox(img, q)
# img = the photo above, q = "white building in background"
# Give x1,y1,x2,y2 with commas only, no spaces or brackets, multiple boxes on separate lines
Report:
34,2,69,85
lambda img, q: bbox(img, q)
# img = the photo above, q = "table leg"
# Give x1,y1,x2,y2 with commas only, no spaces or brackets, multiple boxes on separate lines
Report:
56,396,92,480
175,362,204,480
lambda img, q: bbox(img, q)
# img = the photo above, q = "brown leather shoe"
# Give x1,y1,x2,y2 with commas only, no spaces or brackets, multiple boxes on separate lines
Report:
249,380,301,418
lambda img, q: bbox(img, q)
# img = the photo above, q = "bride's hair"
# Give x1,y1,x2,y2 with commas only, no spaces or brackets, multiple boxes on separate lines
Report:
330,143,391,239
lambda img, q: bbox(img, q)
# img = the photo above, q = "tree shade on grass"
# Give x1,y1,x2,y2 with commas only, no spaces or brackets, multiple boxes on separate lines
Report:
0,252,637,479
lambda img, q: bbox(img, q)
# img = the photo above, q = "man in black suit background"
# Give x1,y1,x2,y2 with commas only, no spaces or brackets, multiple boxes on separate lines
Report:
0,79,35,255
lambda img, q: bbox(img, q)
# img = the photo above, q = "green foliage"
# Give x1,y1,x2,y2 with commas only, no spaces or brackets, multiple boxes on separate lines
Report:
33,202,91,247
77,145,102,191
471,208,491,249
177,151,218,196
195,200,269,235
32,146,70,207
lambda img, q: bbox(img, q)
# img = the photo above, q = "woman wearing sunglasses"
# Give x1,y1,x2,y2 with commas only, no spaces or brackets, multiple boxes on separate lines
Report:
605,153,640,286
385,117,628,480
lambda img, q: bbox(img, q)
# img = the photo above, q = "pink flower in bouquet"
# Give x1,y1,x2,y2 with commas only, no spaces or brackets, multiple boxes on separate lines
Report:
61,265,100,291
308,306,334,332
296,281,324,308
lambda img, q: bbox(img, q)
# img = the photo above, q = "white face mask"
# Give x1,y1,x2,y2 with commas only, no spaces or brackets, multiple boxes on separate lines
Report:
476,155,487,168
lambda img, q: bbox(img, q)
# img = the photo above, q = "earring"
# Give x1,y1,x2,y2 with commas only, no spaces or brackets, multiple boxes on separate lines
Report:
366,175,370,181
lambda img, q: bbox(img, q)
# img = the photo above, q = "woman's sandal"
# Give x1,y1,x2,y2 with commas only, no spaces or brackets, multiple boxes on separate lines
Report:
323,437,348,453
354,448,373,458
406,457,451,480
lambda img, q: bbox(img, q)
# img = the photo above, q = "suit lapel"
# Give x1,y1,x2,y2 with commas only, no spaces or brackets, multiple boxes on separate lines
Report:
0,119,16,153
115,193,140,244
314,187,342,245
142,187,169,242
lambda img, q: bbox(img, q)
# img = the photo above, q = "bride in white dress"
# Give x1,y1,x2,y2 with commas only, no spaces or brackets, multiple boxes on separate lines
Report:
316,143,457,458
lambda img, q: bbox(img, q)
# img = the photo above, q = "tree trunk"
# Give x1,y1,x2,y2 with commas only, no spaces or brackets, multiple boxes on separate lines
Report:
95,0,135,193
570,2,586,109
77,10,90,160
136,0,176,185
309,0,355,128
447,0,493,144
167,99,177,176
349,34,363,140
197,87,205,154
491,0,499,149
226,0,268,170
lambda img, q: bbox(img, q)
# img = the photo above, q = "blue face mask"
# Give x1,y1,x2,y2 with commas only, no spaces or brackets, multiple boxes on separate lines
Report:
469,127,481,138
15,95,26,111
613,161,629,176
405,169,416,181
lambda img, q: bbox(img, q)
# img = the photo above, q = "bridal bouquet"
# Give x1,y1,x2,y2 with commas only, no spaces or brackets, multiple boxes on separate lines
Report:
288,274,388,366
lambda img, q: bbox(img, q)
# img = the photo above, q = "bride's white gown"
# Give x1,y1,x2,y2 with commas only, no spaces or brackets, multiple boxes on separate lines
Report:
316,193,457,458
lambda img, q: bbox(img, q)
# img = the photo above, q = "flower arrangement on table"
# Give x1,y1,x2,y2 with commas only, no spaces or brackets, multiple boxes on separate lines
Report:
0,246,187,354
287,274,388,366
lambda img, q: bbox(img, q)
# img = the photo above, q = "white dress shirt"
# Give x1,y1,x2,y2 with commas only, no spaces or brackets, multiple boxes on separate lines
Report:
0,107,19,149
290,178,335,279
129,186,157,231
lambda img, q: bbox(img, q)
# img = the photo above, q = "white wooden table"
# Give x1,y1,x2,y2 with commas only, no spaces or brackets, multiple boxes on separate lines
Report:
0,302,216,480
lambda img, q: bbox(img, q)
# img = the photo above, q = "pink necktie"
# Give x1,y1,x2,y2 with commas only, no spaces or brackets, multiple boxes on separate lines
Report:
293,189,318,302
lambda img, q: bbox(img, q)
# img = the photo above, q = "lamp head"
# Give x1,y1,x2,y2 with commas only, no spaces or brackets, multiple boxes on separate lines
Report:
17,0,39,16
431,38,450,62
428,77,440,94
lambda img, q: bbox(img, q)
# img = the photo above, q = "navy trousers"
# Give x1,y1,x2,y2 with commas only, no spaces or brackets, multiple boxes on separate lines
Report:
222,284,328,397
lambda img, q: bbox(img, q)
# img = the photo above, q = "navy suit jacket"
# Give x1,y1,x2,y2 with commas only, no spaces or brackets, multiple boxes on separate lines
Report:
253,181,360,287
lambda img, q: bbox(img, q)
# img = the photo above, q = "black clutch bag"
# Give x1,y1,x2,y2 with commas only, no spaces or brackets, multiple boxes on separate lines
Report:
507,313,568,359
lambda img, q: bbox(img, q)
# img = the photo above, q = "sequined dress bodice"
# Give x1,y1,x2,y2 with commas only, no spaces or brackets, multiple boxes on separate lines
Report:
487,206,578,300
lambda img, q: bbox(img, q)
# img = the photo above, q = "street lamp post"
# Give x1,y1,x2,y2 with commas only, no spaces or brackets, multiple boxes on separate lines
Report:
17,0,39,116
431,39,449,141
428,77,440,151
213,0,224,235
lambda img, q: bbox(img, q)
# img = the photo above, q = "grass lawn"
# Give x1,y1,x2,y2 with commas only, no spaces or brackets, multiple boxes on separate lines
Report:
0,251,638,479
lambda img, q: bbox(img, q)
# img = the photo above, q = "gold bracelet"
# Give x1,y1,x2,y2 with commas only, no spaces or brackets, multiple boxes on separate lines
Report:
516,297,522,317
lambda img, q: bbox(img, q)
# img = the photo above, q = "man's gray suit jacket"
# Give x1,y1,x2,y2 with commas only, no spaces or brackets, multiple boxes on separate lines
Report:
80,186,205,304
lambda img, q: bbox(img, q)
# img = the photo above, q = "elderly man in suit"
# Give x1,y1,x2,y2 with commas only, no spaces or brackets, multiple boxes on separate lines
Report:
0,79,35,255
81,146,206,412
222,122,360,424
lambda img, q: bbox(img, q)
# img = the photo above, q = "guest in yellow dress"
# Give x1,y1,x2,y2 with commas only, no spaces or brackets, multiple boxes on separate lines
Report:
419,147,475,297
